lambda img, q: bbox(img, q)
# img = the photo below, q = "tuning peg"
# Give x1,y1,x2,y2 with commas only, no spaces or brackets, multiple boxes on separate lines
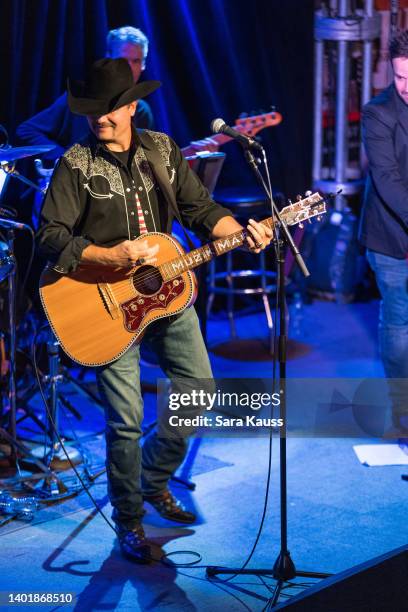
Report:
287,198,293,206
296,194,302,201
317,215,322,221
270,105,276,111
298,222,304,229
307,218,312,223
305,190,312,197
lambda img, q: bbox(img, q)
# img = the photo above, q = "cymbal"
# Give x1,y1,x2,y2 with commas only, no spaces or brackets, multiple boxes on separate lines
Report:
0,145,55,163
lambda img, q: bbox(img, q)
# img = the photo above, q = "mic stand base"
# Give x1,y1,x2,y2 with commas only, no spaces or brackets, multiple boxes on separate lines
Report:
206,564,330,580
206,561,331,608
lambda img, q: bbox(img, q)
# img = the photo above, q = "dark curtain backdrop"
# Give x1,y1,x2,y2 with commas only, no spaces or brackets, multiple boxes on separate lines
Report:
1,0,314,197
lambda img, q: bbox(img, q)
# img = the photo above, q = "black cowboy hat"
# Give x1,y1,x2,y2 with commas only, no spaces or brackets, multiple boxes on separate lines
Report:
67,58,161,116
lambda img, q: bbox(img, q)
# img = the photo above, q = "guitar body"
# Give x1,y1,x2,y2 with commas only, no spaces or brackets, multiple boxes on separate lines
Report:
39,233,197,367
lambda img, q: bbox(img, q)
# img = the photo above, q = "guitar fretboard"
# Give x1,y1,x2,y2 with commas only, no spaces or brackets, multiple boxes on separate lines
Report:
159,218,274,282
155,191,325,282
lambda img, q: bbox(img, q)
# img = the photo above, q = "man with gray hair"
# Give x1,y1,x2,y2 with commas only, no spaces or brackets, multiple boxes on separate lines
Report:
107,26,149,82
16,25,155,162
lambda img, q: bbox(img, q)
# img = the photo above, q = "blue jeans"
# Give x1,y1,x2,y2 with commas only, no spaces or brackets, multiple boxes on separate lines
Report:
96,307,212,529
367,250,408,425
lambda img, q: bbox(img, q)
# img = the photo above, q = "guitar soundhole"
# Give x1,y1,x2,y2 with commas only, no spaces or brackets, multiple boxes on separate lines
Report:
133,265,163,295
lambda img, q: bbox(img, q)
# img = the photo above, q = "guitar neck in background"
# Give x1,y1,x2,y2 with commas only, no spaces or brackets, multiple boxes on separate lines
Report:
181,110,283,158
181,133,235,158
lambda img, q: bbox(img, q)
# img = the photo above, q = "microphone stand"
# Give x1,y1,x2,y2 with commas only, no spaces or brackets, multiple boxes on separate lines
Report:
206,146,331,606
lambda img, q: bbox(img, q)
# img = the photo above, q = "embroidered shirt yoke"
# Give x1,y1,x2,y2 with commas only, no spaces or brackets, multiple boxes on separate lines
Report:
37,129,231,273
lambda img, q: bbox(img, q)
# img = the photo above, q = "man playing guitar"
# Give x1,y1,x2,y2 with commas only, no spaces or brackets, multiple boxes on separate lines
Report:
37,58,273,563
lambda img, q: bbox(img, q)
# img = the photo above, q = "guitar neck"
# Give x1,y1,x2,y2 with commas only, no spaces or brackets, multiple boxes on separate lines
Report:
160,218,274,282
158,191,325,281
181,110,283,158
181,133,236,157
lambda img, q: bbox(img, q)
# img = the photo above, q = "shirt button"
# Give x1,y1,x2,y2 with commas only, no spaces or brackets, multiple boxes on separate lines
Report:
126,188,131,192
130,211,135,216
138,186,143,192
144,210,149,215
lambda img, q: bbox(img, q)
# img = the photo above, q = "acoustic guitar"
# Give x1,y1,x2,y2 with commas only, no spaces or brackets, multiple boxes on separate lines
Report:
39,192,325,367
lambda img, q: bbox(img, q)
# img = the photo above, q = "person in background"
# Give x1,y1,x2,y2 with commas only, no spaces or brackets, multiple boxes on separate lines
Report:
16,26,155,164
360,29,408,435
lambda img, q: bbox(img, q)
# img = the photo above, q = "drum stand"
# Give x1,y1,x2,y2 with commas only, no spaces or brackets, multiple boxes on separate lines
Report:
0,229,53,478
0,230,77,498
34,338,85,500
6,229,17,458
2,332,104,506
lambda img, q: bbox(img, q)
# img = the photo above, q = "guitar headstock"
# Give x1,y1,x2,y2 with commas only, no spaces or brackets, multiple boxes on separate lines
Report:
234,109,283,137
280,192,326,227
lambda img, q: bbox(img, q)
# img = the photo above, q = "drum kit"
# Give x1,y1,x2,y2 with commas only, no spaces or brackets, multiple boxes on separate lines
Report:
0,142,100,517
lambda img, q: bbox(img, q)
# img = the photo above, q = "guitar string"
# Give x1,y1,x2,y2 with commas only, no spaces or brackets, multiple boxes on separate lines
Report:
96,229,298,300
100,231,249,294
105,240,242,298
136,196,323,286
88,201,322,297
103,205,316,290
104,218,275,291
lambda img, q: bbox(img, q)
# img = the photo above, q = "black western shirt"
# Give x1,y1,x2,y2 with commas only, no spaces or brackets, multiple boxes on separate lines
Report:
37,129,231,273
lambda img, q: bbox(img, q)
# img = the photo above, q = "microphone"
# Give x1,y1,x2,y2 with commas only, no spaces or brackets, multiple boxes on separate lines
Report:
0,217,31,231
210,118,263,151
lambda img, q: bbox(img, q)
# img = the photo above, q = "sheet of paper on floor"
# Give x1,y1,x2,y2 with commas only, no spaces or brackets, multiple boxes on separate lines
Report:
353,443,408,466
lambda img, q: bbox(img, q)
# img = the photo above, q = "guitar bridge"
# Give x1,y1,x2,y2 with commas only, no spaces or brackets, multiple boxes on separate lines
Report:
97,281,119,319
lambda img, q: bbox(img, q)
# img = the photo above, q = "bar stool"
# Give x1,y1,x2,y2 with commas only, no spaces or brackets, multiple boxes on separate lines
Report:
208,186,284,345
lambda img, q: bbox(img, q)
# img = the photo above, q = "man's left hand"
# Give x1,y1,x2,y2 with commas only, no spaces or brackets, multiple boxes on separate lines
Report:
245,218,274,253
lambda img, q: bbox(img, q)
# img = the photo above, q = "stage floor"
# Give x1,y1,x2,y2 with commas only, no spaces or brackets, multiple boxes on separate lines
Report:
0,299,406,610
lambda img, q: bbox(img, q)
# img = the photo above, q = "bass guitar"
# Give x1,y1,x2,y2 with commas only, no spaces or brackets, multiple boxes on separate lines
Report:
181,110,282,158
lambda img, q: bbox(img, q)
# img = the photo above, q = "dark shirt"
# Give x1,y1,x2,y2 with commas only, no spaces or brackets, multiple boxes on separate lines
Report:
359,84,408,258
16,91,155,162
37,128,231,274
114,149,131,168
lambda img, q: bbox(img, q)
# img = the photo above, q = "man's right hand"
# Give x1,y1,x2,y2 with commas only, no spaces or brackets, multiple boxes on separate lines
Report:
81,239,159,268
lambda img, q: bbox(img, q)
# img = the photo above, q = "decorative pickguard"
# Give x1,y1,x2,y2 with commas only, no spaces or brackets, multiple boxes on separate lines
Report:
120,277,185,332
